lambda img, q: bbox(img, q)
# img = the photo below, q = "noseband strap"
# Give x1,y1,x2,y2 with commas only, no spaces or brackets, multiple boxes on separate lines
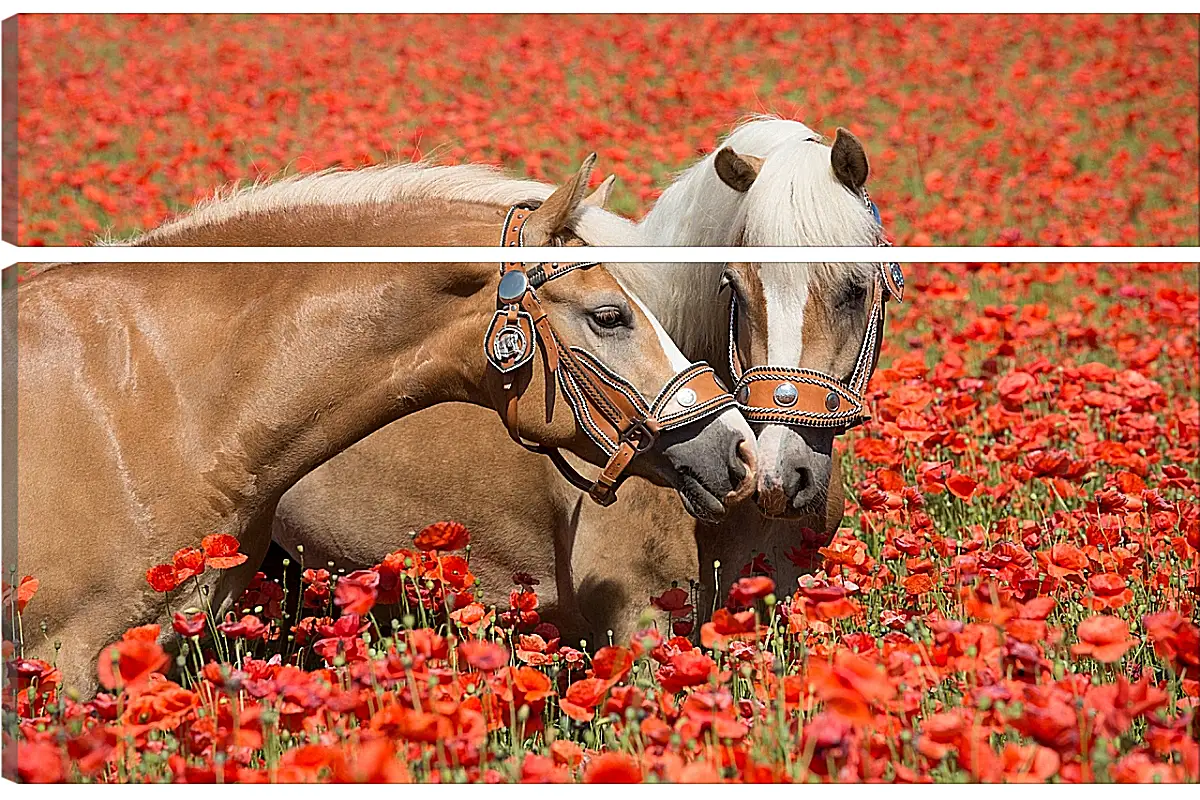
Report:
486,203,737,505
728,193,905,432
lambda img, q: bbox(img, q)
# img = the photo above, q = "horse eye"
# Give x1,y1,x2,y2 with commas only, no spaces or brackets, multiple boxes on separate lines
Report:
590,307,626,329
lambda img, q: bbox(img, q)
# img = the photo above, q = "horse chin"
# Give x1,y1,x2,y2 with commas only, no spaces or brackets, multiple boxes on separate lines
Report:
754,487,828,521
673,470,727,523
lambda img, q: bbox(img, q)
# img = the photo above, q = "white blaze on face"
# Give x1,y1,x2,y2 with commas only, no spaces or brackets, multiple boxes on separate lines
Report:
758,264,812,367
755,264,813,474
612,273,692,372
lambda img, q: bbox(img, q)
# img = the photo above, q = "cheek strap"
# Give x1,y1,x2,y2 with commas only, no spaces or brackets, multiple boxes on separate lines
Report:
486,203,738,505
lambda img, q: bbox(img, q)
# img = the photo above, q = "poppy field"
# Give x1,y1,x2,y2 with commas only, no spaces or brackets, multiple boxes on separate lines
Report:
4,263,1198,783
13,14,1200,246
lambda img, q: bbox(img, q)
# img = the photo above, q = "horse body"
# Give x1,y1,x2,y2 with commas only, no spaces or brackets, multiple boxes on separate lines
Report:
273,117,887,640
17,161,755,694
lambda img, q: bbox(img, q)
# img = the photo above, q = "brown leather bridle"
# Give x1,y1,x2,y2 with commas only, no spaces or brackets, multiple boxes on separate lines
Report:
728,260,905,432
486,202,738,506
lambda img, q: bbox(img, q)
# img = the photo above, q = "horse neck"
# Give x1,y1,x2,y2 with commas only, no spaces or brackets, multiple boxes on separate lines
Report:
173,262,495,512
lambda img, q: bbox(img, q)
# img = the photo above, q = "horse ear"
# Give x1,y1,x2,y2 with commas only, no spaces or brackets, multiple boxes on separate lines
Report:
714,147,763,193
523,154,597,245
830,127,869,192
581,174,616,209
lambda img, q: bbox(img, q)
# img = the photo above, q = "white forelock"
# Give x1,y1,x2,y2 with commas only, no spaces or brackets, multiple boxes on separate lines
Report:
620,116,881,365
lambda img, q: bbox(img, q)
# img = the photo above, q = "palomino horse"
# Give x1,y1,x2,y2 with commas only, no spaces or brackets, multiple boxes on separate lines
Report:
272,117,901,639
15,157,757,695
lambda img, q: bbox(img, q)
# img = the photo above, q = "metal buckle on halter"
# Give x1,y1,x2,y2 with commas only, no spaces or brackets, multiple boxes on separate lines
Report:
620,418,660,453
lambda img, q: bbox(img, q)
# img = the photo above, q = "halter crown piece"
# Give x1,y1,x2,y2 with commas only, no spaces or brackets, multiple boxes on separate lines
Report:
486,203,738,506
728,190,905,432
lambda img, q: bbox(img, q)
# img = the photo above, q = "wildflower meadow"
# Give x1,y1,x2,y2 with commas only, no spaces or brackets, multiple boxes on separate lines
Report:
5,264,1197,783
5,9,1198,787
14,14,1200,246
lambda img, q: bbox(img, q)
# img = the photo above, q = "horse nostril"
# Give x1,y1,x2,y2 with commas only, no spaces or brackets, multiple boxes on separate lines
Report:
788,464,824,510
796,466,813,493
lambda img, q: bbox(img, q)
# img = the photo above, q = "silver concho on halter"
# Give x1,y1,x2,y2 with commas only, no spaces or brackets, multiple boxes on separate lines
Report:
773,382,799,407
485,271,538,374
674,387,698,408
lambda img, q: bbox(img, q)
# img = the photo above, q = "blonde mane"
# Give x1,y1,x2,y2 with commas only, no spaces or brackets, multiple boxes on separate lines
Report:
119,161,638,247
104,119,879,366
641,115,880,248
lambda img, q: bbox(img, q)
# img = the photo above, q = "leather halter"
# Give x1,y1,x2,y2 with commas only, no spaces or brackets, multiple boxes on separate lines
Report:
486,203,738,506
728,195,905,432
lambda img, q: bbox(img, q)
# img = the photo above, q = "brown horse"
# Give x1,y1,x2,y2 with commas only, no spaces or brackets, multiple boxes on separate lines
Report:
15,157,756,695
272,118,900,639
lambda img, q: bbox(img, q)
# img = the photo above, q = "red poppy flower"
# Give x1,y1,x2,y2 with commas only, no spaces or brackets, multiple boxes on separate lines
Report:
1071,615,1137,663
171,547,206,581
7,575,40,613
439,555,476,592
458,640,509,671
334,569,380,616
805,650,895,726
592,646,633,685
521,754,568,784
1142,610,1200,671
217,613,269,640
122,623,162,643
1085,674,1169,739
859,486,904,511
16,741,66,783
1036,543,1089,580
145,563,180,593
904,574,935,596
657,649,716,694
511,665,554,703
451,602,495,636
64,725,119,778
728,575,775,608
200,534,248,569
172,611,207,638
946,473,978,500
413,520,470,551
700,608,759,651
559,677,608,722
649,586,692,616
630,626,664,660
550,739,584,768
583,751,642,784
995,743,1062,783
97,637,170,691
997,370,1037,408
1082,572,1134,610
511,571,539,589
